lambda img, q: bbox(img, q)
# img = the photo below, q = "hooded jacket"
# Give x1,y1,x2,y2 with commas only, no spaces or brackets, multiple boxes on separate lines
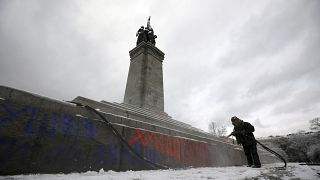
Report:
233,120,257,146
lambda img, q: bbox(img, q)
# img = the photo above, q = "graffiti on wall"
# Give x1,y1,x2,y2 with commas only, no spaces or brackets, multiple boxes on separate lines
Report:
0,101,96,138
127,129,208,166
0,136,119,169
0,100,209,169
0,101,120,170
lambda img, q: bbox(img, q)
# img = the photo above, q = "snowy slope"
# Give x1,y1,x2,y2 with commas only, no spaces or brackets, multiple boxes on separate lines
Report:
1,163,319,180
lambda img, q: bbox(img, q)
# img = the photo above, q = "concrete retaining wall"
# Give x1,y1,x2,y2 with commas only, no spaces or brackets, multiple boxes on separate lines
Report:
0,86,276,175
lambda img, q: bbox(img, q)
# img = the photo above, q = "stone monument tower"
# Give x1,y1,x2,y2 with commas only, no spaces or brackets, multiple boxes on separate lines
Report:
123,17,165,112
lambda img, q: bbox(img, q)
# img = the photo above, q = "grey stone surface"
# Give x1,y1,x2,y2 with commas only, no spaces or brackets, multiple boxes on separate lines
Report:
0,85,279,175
123,42,165,112
75,96,209,139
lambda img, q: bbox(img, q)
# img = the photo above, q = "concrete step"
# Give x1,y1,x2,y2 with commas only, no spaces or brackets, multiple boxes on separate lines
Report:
74,96,207,137
113,102,172,120
102,101,170,121
107,102,205,135
104,101,193,129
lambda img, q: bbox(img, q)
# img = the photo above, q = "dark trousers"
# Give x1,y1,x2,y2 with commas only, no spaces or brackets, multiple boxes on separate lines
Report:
243,144,261,166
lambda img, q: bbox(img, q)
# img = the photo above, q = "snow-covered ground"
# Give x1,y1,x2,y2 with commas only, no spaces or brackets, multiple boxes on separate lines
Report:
1,163,319,180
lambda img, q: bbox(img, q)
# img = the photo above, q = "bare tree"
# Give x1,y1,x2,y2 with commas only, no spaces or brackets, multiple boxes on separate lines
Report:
310,117,320,131
208,121,227,137
217,126,227,137
208,121,217,135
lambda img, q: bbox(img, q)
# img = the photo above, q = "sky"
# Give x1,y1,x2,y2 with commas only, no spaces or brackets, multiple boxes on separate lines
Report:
0,0,319,137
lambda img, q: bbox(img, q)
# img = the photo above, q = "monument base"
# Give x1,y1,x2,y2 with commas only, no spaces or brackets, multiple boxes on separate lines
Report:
123,42,165,112
0,85,280,175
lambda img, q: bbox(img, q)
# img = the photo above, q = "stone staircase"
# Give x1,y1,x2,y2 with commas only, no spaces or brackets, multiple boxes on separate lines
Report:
106,101,202,133
72,96,208,139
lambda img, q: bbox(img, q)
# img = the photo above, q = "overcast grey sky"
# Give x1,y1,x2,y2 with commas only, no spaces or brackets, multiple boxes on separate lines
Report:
1,0,319,137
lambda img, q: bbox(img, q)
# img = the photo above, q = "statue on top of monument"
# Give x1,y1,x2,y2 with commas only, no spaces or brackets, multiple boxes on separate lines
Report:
136,16,157,46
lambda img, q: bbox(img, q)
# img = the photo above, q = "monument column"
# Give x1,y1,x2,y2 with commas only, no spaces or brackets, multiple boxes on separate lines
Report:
123,41,165,112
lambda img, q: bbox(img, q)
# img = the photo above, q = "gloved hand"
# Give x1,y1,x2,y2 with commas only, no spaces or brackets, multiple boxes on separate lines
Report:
232,130,246,136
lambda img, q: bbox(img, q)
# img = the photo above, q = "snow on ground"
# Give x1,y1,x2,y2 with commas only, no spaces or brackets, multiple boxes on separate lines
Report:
1,163,319,180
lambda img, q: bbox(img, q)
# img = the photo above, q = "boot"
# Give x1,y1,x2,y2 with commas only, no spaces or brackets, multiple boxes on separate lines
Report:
251,165,261,168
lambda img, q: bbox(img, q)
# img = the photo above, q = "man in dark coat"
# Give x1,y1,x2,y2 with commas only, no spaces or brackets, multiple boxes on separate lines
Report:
230,116,261,168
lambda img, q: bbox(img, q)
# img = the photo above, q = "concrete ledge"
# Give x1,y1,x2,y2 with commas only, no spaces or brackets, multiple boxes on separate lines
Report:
0,85,279,174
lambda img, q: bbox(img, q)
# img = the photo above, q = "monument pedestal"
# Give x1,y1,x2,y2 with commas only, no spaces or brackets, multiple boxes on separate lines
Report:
123,42,165,112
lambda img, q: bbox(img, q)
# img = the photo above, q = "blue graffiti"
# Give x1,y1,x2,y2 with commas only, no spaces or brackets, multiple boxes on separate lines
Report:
0,137,119,168
93,144,118,167
145,147,156,163
81,117,95,138
61,113,78,136
38,113,58,135
131,142,156,164
132,142,141,153
0,137,31,168
0,103,29,125
0,102,96,138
